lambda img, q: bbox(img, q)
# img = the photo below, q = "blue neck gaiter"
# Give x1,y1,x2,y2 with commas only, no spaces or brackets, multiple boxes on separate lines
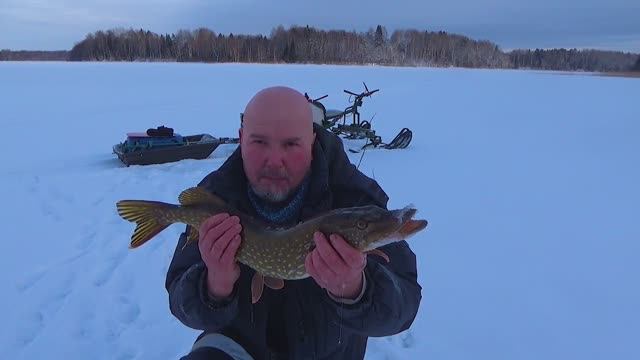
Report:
247,176,310,225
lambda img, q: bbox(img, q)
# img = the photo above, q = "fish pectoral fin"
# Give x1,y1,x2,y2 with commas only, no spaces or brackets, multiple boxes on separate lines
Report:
365,249,390,263
264,276,284,290
251,273,265,304
179,226,201,251
187,226,199,243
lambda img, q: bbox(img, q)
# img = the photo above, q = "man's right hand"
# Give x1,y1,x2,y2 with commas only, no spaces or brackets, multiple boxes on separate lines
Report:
198,213,243,299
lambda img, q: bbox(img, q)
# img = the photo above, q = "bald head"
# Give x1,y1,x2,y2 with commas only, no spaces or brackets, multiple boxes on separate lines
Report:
242,86,314,132
239,86,316,203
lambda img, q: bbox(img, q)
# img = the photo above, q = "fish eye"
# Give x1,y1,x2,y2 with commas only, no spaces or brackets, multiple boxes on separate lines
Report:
356,220,368,230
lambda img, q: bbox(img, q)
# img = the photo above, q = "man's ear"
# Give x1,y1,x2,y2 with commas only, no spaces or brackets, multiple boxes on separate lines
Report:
239,127,243,142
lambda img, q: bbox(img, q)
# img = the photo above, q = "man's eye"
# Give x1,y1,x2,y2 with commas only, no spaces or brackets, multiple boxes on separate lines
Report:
285,142,299,147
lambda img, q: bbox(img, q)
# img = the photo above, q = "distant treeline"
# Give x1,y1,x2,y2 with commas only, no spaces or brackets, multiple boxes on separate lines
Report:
3,25,639,72
67,26,511,68
509,48,637,72
0,49,68,61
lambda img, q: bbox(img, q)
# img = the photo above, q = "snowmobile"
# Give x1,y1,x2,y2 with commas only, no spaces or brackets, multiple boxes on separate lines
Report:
306,83,413,152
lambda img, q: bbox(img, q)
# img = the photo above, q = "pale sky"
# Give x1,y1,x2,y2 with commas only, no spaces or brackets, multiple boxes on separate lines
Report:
1,0,639,53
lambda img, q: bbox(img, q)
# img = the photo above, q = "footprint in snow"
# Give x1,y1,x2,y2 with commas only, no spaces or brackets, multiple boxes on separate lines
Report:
40,201,62,222
28,175,40,191
16,251,87,293
116,295,141,325
15,268,47,293
399,330,415,348
115,348,139,360
14,311,44,348
48,183,74,204
114,269,135,294
75,228,98,251
71,311,95,340
93,248,127,287
39,272,74,317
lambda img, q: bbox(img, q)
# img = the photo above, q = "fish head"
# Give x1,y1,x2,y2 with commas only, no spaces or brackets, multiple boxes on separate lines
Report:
318,205,428,251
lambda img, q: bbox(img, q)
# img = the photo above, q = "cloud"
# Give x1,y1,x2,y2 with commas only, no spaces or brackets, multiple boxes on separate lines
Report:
1,0,638,52
0,0,211,48
0,0,205,27
0,0,129,26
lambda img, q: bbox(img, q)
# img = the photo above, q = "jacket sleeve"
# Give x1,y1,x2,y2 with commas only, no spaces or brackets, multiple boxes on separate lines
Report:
320,239,422,337
165,225,240,331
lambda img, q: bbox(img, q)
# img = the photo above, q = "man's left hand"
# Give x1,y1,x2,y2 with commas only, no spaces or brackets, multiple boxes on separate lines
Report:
305,231,366,300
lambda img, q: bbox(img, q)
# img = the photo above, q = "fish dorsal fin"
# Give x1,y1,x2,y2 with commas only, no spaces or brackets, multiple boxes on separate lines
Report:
178,187,226,207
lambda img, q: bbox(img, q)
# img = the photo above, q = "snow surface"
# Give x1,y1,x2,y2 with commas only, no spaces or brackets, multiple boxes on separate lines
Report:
1,62,639,360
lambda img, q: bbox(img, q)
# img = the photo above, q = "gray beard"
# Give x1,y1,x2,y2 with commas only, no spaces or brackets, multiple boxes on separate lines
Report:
250,169,311,204
249,184,291,203
251,186,291,203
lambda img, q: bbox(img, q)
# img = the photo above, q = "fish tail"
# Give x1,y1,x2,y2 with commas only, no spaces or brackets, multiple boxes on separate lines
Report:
116,200,176,248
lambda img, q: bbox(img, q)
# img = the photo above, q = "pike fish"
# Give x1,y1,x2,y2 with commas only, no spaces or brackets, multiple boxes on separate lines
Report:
116,186,428,303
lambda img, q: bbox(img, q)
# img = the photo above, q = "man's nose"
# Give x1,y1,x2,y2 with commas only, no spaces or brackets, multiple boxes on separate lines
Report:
264,147,285,167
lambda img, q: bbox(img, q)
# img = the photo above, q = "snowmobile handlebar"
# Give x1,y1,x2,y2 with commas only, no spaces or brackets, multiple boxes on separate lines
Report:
305,92,329,103
344,88,379,98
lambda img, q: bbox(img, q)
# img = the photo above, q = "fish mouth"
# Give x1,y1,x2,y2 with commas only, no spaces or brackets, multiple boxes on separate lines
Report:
390,206,428,238
398,218,428,237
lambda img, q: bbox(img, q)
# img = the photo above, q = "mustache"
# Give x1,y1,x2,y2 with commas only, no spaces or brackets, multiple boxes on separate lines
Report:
259,168,288,178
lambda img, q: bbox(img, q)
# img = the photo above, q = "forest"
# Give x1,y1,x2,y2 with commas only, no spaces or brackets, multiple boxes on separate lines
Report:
2,25,639,72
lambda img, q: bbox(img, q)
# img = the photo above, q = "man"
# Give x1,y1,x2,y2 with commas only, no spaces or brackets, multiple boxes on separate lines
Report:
166,86,422,360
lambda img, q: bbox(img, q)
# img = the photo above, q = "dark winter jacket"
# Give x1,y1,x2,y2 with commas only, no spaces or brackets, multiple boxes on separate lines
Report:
165,124,422,360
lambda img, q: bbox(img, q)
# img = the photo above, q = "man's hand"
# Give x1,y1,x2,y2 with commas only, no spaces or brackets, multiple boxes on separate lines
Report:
305,231,366,300
198,213,243,299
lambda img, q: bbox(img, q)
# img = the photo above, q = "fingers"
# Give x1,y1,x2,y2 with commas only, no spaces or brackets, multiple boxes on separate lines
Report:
201,214,241,253
306,244,365,299
198,213,230,240
198,214,243,298
198,213,229,254
306,233,346,288
219,234,242,267
328,233,366,270
312,247,337,280
198,213,242,265
313,232,349,274
305,252,326,289
305,253,319,285
211,221,241,258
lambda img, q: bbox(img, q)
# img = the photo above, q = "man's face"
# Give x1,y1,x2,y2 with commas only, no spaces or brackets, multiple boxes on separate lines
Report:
240,106,315,203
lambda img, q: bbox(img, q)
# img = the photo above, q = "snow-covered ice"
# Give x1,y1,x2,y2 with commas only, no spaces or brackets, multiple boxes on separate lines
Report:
1,62,639,360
